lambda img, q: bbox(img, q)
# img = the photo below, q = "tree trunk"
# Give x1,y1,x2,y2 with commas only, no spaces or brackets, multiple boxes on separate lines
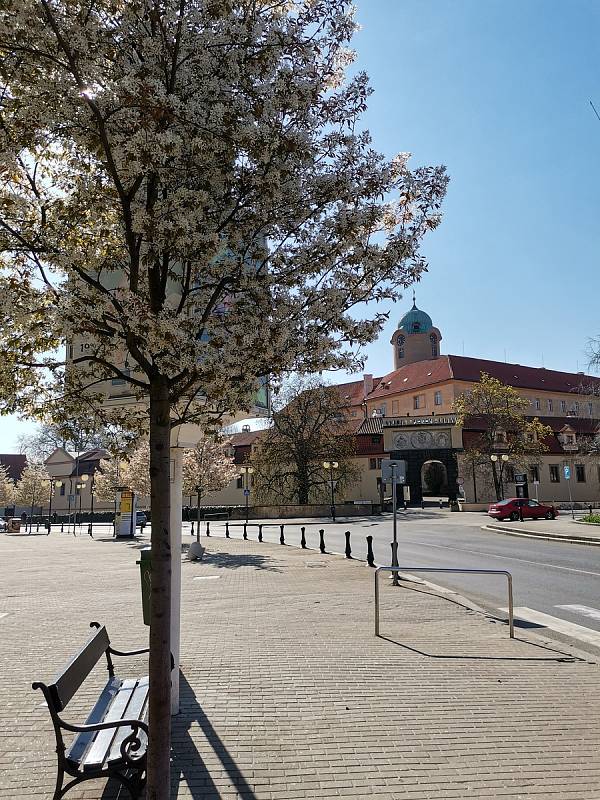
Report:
147,377,172,800
297,465,309,505
490,461,501,501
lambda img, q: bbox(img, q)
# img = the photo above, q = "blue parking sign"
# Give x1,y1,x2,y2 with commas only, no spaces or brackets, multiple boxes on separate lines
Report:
564,465,571,480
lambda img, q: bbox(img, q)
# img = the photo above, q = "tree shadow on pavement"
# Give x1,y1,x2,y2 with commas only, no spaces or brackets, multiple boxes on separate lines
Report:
185,548,283,573
170,671,259,800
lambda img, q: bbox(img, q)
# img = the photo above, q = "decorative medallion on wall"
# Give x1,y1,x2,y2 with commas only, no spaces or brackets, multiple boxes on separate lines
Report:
410,431,433,448
392,429,452,450
393,433,409,449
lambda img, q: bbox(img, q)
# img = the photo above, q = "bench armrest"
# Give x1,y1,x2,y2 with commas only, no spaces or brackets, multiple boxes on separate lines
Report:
107,646,150,658
58,716,149,736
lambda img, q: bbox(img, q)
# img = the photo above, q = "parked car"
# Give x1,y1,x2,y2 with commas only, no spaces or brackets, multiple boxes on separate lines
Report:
136,511,147,527
0,519,7,532
488,498,558,521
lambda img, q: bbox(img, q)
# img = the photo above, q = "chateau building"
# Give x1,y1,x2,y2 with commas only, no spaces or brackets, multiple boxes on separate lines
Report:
213,299,600,509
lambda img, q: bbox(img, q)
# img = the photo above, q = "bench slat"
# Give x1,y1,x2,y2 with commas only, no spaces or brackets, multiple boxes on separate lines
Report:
50,626,110,712
65,676,122,766
81,679,136,772
107,677,149,764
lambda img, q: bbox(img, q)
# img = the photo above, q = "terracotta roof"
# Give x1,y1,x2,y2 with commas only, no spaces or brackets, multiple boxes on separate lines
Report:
0,454,27,482
331,377,382,408
229,430,265,447
447,355,600,394
367,357,452,398
463,415,598,435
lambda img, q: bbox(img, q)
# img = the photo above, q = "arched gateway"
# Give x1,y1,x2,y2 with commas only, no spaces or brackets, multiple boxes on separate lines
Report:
384,414,461,504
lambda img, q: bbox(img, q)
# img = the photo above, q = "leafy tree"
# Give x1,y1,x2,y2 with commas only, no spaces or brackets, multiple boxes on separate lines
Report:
0,464,16,509
95,443,151,502
0,2,447,793
15,463,50,518
182,435,238,511
455,373,552,501
251,377,359,505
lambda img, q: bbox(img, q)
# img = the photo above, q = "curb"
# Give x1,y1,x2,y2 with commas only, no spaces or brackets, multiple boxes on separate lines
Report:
482,523,600,547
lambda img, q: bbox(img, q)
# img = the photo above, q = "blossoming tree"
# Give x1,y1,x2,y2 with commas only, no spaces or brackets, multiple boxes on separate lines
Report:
15,463,51,521
0,1,447,795
0,464,16,510
182,434,238,523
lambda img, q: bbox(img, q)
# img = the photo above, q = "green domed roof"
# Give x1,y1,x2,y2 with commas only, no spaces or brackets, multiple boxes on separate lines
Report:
398,301,433,334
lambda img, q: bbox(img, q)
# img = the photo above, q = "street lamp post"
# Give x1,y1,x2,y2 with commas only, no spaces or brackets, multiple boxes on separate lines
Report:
240,466,254,524
76,474,89,534
322,461,338,523
88,474,95,537
490,453,509,500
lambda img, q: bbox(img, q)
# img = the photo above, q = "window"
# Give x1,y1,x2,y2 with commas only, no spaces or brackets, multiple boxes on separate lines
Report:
377,458,383,469
573,402,580,415
111,368,130,386
412,321,421,333
589,402,594,416
549,465,560,483
369,458,377,470
576,464,586,483
560,400,567,413
397,334,405,359
380,403,387,417
505,465,515,483
413,394,425,410
494,431,507,444
392,400,399,414
60,484,66,496
434,390,442,406
236,476,243,489
430,334,438,358
534,398,540,411
371,435,381,444
547,399,553,412
529,465,539,483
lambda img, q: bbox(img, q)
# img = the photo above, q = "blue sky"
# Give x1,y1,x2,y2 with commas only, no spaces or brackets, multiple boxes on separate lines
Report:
1,0,598,450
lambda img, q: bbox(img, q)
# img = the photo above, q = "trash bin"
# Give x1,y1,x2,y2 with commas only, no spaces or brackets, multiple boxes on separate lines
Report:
137,546,152,626
9,518,21,532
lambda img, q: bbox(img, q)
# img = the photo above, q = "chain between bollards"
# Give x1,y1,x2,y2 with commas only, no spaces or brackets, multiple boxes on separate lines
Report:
300,526,306,549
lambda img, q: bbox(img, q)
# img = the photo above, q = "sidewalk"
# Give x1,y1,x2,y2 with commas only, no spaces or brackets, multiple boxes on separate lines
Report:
484,515,600,545
1,532,600,799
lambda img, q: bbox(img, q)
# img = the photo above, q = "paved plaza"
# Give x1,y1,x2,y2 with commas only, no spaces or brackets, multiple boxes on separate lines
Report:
1,528,600,799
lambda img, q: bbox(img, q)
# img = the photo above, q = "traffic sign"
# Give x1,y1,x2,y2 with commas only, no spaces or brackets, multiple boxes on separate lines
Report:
564,465,571,480
514,473,527,485
456,477,465,486
243,489,250,496
381,459,406,483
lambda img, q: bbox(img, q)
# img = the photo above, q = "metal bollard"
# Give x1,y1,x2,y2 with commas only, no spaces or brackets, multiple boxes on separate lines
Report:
225,521,230,538
205,521,210,537
319,529,325,554
439,499,443,509
191,521,195,537
403,501,407,511
344,530,352,559
36,521,40,532
61,521,64,533
258,524,263,542
279,524,285,545
421,500,425,510
243,523,248,540
300,526,306,549
366,535,375,567
590,505,593,516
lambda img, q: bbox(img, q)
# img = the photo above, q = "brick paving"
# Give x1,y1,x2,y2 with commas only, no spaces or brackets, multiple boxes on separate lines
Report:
1,530,600,799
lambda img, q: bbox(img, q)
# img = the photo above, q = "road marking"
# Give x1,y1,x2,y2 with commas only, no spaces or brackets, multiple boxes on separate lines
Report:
500,606,600,647
0,613,8,620
193,576,220,581
556,604,600,622
404,539,600,577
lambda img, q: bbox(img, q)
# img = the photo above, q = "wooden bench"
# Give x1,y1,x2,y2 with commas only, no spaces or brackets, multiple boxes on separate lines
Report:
33,622,149,800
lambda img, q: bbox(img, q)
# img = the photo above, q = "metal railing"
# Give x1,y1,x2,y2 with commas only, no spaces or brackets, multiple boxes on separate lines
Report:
374,566,514,639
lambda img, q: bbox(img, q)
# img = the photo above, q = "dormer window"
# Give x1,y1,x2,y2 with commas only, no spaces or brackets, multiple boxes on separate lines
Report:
412,322,421,333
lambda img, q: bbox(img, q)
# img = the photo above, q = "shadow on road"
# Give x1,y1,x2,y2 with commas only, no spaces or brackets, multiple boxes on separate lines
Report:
185,548,283,573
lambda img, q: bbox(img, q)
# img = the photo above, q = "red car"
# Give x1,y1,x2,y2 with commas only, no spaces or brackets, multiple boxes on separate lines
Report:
488,498,558,521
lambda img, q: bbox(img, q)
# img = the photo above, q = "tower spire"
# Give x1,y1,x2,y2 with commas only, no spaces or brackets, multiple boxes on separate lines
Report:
412,288,416,309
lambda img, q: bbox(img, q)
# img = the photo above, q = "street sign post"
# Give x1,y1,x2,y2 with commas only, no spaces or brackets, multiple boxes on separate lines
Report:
381,460,406,586
564,465,574,518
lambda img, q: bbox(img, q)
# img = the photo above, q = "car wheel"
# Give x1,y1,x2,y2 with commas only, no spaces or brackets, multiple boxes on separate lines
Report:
510,511,519,521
